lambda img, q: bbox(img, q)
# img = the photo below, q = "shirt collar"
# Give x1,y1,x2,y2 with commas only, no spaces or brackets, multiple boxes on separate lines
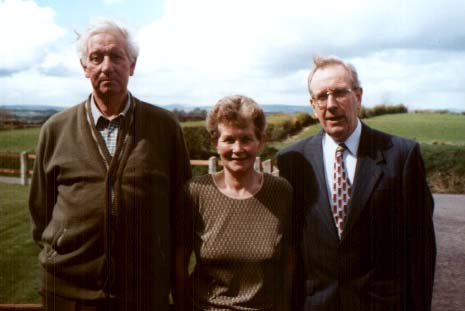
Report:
323,118,362,156
90,92,132,124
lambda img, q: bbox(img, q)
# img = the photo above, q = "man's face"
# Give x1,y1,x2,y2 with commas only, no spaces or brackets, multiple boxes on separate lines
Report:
81,30,136,101
309,64,362,142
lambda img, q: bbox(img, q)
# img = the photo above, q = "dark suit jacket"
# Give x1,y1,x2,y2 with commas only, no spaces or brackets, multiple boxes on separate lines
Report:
277,123,436,311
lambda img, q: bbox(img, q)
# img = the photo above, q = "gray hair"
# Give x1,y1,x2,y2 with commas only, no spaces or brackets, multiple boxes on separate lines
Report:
307,55,361,95
76,19,139,64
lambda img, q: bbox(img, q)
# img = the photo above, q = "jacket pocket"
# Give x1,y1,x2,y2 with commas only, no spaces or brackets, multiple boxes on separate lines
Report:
39,223,64,265
41,221,64,249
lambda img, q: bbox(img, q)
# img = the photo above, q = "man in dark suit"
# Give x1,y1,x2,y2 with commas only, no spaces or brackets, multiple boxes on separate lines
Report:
277,55,436,310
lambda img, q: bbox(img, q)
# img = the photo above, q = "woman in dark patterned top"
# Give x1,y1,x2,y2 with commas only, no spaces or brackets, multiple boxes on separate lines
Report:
185,95,293,310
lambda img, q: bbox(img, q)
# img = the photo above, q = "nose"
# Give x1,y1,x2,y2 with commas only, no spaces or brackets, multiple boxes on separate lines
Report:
101,56,113,73
232,141,243,152
326,93,338,110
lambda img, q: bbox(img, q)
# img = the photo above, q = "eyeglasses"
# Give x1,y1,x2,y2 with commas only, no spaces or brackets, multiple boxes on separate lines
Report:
311,87,355,108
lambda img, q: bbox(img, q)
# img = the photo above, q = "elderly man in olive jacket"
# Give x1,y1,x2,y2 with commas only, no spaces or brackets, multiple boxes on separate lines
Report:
29,19,192,311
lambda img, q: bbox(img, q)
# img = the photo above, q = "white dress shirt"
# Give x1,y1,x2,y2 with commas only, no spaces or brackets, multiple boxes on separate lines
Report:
322,119,362,202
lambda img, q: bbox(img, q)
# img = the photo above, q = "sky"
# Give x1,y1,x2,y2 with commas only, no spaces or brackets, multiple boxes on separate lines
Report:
1,0,465,111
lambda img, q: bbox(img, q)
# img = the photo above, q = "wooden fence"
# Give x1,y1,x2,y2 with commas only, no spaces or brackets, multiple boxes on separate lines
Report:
0,153,278,185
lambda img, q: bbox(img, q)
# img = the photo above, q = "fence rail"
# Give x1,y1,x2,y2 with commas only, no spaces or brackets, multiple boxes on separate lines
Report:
0,153,278,185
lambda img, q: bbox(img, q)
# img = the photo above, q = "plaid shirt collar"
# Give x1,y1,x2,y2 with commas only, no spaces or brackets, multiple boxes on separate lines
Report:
90,92,132,126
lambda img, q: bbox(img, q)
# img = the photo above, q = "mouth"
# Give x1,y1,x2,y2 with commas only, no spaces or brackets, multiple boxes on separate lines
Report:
326,115,344,122
230,157,248,161
228,155,250,162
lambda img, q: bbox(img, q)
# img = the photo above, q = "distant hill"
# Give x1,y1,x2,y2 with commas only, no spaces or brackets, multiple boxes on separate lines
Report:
0,105,63,124
1,103,312,120
0,104,65,111
164,104,313,114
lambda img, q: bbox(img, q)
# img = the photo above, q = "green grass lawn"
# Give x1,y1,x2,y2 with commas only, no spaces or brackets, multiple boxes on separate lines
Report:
0,128,40,153
0,183,41,303
363,113,465,145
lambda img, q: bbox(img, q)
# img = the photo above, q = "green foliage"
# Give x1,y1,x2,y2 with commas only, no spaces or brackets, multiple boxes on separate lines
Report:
180,120,205,128
265,112,315,141
293,111,316,128
172,108,207,122
0,184,41,303
359,104,408,119
182,126,216,159
421,144,465,193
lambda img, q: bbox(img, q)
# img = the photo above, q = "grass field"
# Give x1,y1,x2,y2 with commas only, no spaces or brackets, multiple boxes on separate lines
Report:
0,128,40,153
0,183,40,303
363,113,465,145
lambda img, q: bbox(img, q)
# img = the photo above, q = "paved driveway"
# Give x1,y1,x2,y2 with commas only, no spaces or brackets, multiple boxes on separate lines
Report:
432,194,465,311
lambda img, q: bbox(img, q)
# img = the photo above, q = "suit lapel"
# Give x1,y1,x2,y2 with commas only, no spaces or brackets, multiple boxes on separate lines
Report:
304,131,340,240
342,124,385,240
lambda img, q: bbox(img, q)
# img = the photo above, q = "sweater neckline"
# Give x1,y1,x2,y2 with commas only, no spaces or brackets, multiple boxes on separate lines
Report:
210,172,266,201
84,95,136,171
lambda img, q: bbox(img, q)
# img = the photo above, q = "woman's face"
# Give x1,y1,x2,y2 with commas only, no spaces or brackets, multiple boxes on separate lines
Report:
215,122,264,176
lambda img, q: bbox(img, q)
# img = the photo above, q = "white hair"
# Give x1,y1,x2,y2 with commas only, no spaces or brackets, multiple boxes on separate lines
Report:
307,55,361,95
76,18,139,64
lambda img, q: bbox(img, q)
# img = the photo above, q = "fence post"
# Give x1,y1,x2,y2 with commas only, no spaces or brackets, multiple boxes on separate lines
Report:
20,151,28,185
208,156,217,174
254,156,262,172
262,159,272,173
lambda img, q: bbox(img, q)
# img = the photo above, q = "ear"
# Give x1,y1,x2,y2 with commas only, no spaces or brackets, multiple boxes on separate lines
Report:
80,59,90,78
129,58,137,76
354,87,363,110
310,98,318,118
354,87,363,102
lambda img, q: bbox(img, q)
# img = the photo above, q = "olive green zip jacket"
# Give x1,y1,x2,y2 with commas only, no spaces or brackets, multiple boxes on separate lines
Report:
29,96,192,309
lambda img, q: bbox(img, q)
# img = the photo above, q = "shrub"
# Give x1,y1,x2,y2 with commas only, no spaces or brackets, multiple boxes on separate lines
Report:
182,126,215,159
360,104,408,119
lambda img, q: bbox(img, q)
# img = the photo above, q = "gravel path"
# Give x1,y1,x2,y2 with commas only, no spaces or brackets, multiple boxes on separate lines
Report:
432,194,465,311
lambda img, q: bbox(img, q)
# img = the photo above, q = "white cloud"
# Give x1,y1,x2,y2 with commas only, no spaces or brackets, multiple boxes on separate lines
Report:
130,0,465,108
1,69,89,107
0,0,65,74
1,0,465,111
